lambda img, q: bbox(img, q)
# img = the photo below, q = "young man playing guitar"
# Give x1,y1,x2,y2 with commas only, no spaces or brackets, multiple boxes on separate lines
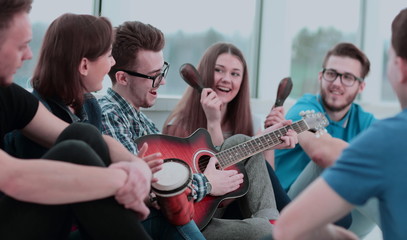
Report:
99,21,298,240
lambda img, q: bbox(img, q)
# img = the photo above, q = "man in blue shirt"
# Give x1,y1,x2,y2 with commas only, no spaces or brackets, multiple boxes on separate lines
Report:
274,8,407,240
266,42,377,237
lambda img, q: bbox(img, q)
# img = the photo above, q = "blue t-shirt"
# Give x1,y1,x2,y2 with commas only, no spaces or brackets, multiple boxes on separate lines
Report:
275,94,376,191
323,109,407,240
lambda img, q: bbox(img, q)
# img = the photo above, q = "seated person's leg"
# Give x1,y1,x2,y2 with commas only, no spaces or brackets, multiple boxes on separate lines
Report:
266,162,291,211
0,124,109,240
142,208,205,240
220,134,279,221
202,217,273,240
56,123,204,240
348,198,380,238
41,130,151,240
0,196,72,240
287,161,352,229
55,122,110,165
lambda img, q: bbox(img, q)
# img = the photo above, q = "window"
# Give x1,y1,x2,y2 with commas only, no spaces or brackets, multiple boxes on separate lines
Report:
282,0,360,98
14,0,94,88
101,0,258,96
13,0,404,112
377,1,406,101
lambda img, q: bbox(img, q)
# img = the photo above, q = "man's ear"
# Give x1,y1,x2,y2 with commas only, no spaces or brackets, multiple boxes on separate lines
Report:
115,71,128,85
78,58,89,76
397,57,407,83
358,80,366,93
318,71,323,83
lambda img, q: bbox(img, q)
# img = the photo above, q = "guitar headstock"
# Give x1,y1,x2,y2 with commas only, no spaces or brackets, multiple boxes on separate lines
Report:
299,110,329,138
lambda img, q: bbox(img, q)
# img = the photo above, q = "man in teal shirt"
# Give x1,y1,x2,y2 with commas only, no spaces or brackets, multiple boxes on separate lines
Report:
267,43,377,237
276,93,375,192
275,8,407,239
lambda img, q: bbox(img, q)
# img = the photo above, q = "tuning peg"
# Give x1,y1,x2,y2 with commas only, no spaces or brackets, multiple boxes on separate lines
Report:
299,111,305,117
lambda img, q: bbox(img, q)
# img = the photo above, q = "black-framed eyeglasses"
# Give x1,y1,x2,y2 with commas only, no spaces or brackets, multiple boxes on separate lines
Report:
322,68,363,87
115,61,170,88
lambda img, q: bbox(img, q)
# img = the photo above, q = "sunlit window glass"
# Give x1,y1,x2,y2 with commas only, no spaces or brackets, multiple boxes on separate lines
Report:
380,1,406,101
14,0,93,88
101,0,257,96
287,0,360,98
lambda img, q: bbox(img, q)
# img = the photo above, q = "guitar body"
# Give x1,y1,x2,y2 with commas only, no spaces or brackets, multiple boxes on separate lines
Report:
135,128,249,229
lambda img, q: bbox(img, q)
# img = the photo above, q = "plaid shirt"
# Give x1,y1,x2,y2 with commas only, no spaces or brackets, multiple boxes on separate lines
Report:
98,88,209,202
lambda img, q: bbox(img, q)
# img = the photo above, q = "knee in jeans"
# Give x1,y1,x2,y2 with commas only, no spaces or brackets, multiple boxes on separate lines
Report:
222,134,251,149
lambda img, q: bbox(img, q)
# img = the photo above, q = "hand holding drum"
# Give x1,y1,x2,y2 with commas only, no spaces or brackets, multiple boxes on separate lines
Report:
151,159,194,225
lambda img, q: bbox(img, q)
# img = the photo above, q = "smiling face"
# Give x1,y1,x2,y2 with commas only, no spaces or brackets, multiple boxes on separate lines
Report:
82,48,115,93
0,12,33,86
124,49,166,110
319,55,365,114
212,53,244,105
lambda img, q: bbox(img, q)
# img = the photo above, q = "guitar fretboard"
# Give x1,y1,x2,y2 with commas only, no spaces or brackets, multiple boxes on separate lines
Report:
215,120,309,168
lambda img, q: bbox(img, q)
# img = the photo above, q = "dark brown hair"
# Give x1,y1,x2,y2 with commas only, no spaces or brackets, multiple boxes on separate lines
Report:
391,8,407,59
163,42,254,137
322,42,370,79
108,21,165,85
31,13,113,110
0,0,32,43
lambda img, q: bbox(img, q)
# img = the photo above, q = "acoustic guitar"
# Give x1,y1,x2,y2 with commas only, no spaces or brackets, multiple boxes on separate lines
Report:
135,111,328,229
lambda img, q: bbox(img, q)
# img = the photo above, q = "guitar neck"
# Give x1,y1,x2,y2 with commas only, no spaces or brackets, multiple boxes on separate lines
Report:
215,119,310,168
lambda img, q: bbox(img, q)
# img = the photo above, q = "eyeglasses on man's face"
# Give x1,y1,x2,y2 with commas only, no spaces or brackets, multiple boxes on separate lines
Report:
115,61,170,88
322,68,363,87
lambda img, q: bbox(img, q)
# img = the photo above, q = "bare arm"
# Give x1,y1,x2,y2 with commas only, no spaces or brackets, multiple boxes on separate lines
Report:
17,101,153,218
298,131,349,168
0,150,127,204
265,106,348,168
21,103,69,148
274,178,357,240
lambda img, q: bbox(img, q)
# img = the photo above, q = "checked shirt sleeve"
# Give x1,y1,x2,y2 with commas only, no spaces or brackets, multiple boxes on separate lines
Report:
192,173,209,202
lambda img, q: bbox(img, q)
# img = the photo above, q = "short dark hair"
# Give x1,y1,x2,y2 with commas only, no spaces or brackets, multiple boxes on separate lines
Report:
322,42,370,79
392,8,407,59
108,21,165,84
0,0,32,43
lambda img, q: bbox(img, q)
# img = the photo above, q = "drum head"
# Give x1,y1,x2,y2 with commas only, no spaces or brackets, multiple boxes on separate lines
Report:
152,158,192,197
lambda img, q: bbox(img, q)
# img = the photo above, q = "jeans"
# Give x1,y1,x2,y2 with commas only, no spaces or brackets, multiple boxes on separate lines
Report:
142,208,205,240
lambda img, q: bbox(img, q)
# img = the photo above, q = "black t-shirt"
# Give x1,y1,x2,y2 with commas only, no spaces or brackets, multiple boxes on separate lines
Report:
0,83,39,148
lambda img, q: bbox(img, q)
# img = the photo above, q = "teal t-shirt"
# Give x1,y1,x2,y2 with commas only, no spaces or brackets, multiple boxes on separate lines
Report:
275,94,376,191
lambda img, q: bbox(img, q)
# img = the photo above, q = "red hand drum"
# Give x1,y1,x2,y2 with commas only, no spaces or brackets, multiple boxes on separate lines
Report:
152,158,194,225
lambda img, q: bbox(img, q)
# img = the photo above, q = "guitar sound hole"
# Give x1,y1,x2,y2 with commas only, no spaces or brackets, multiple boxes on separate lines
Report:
198,155,220,173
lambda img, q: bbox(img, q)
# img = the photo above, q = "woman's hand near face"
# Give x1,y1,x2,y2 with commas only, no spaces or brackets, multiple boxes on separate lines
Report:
201,88,222,125
201,88,225,146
